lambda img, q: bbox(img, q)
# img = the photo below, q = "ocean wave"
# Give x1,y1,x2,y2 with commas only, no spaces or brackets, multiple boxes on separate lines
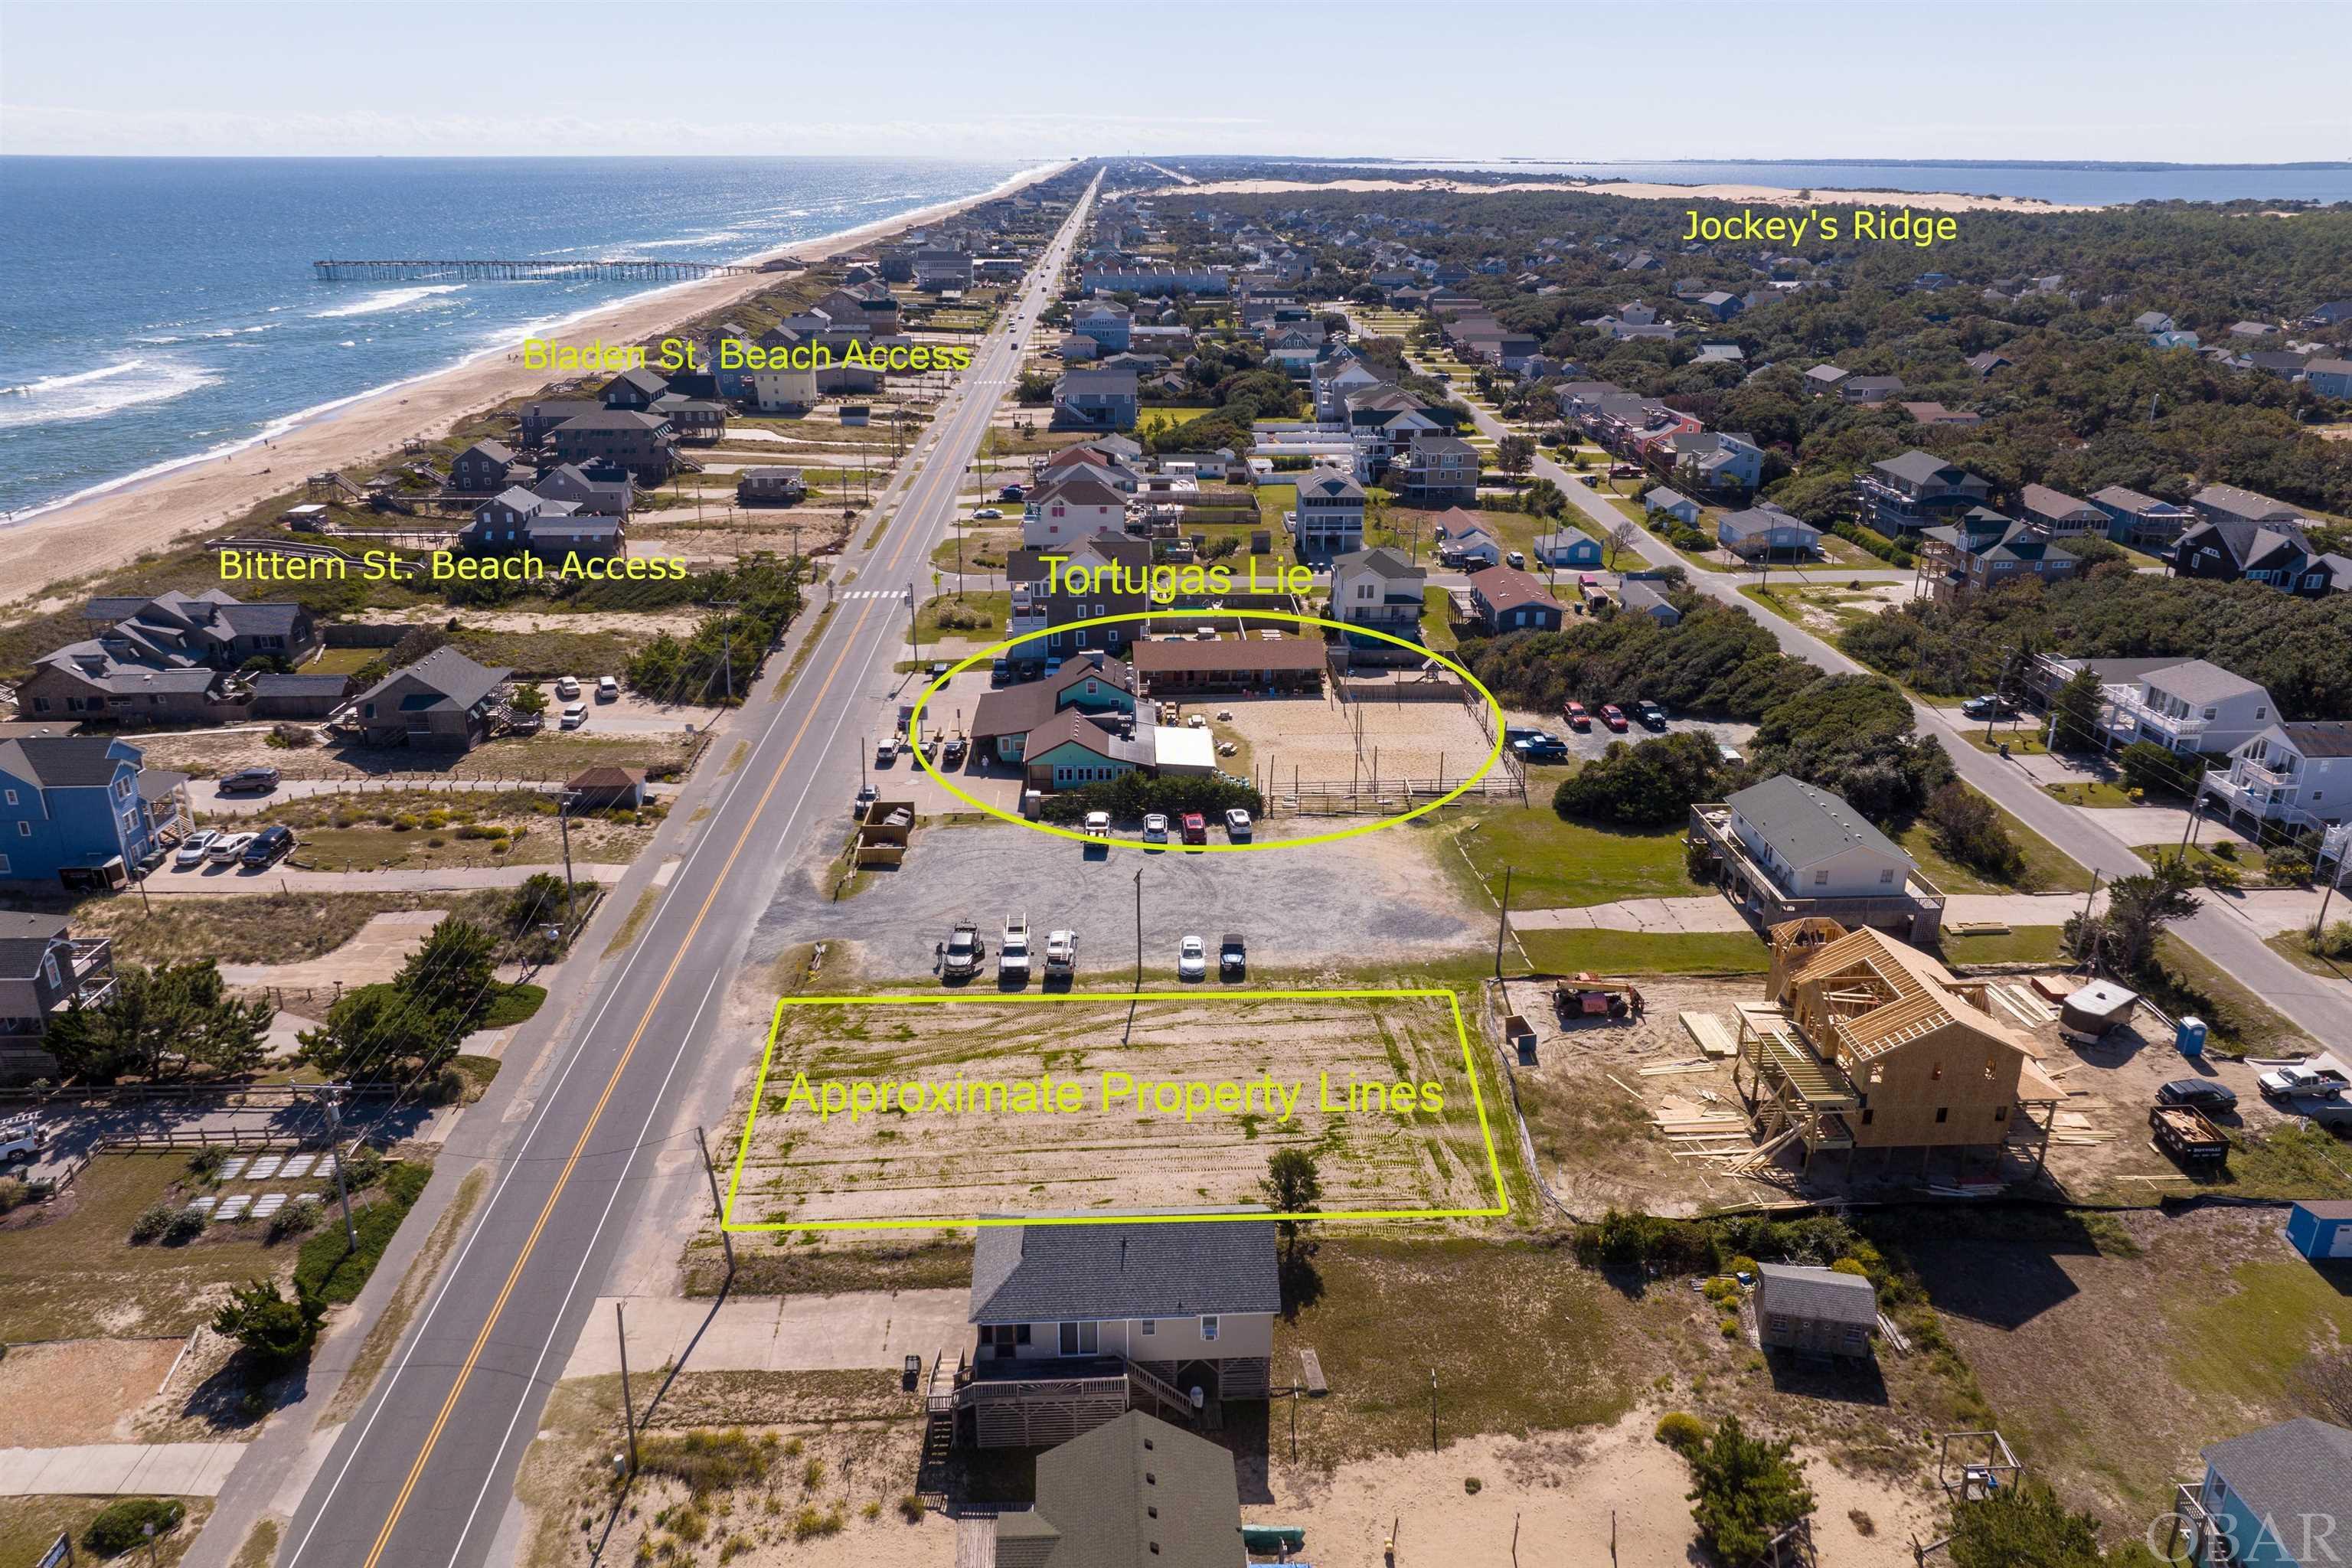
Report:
635,230,746,250
3,360,149,397
0,358,219,429
311,283,467,319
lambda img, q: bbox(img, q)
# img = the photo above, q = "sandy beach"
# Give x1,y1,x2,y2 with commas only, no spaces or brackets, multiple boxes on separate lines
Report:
1149,175,2093,214
0,159,1073,615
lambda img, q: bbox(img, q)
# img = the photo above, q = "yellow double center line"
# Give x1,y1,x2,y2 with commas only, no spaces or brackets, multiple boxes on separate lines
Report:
356,320,1002,1563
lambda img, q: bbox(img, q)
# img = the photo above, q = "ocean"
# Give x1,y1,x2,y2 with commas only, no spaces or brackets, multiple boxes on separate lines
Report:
0,155,1041,521
1299,158,2352,207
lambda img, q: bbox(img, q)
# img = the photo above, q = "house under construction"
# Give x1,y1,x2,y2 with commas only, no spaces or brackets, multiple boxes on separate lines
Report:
1732,920,2063,1179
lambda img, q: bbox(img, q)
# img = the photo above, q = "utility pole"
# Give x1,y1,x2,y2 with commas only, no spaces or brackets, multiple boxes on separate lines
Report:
322,1091,357,1250
1429,1367,1439,1453
1132,864,1145,992
694,1124,736,1280
615,1300,639,1476
710,599,741,704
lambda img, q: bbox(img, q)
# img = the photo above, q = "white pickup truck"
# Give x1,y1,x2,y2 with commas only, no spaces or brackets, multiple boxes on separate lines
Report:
1045,929,1077,979
999,913,1032,983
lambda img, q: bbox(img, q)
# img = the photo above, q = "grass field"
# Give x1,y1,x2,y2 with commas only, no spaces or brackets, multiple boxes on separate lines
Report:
1935,926,2071,967
2044,779,2138,808
1450,805,1700,910
0,1154,315,1341
1273,1238,1651,1468
910,590,1008,646
66,888,509,968
1517,928,1769,975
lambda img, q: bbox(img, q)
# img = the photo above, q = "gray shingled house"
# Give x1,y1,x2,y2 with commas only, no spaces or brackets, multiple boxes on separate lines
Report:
992,1411,1243,1568
931,1212,1279,1449
1755,1263,1877,1357
341,648,511,752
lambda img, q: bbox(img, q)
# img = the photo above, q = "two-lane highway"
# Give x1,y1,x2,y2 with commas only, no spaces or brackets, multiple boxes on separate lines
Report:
279,172,1100,1568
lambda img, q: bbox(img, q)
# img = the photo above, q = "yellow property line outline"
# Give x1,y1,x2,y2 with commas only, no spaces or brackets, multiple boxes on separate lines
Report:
903,608,1508,852
720,986,1512,1231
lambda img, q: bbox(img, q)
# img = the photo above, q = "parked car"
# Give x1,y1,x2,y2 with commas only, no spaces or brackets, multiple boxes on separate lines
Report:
208,831,256,864
219,766,281,795
0,1112,47,1165
2259,1063,2351,1100
1599,704,1629,733
999,484,1025,501
973,507,1003,520
942,736,968,766
561,702,589,730
1562,701,1592,732
1180,812,1207,846
1044,929,1077,979
991,658,1012,684
1219,933,1246,980
241,825,296,867
173,830,220,869
1961,694,2017,720
1506,550,1526,569
1718,743,1745,765
1083,811,1112,838
942,922,985,979
1142,813,1170,844
1633,700,1668,730
1224,808,1253,841
555,675,582,700
1177,934,1207,982
2157,1079,2240,1113
854,783,878,816
596,675,619,701
998,913,1031,984
1513,732,1570,763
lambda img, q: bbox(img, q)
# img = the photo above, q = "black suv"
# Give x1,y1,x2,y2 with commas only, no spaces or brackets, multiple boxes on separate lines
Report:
240,825,296,867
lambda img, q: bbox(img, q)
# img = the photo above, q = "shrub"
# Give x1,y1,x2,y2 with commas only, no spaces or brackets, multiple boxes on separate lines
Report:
2210,838,2239,861
1655,1411,1709,1451
637,1429,776,1494
130,1201,175,1243
164,1204,209,1244
213,1278,322,1369
267,723,317,750
186,1147,227,1180
0,1176,29,1215
897,1492,927,1522
1464,1476,1483,1494
1831,1257,1870,1277
84,1498,185,1556
268,1197,322,1244
1922,784,2024,881
1683,1416,1816,1564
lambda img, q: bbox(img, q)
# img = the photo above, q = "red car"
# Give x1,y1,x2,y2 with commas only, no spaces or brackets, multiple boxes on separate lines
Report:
1599,704,1629,733
1179,812,1207,846
1562,701,1592,732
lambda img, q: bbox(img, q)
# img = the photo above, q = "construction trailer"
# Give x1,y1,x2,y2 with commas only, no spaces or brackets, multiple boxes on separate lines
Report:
1729,920,2063,1181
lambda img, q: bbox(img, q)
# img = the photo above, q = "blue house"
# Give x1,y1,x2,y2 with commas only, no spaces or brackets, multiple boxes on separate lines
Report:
1533,531,1604,569
0,737,171,888
2182,1417,2352,1566
2285,1199,2352,1261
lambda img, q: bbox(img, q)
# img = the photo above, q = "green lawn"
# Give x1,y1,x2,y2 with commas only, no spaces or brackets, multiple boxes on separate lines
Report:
909,590,1008,646
1254,482,1296,532
1958,725,2050,756
1936,926,2070,967
1452,805,1702,910
2044,779,2138,808
2150,933,2314,1054
306,645,381,675
1135,405,1206,440
2265,931,2352,979
0,1498,210,1568
1896,794,2096,894
1517,928,1770,976
1419,586,1458,652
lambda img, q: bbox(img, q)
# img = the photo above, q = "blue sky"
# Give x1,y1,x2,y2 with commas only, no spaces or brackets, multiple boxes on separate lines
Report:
3,0,2344,162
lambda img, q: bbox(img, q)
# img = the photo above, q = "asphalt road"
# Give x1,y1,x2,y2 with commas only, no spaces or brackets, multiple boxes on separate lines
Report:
1429,360,2352,1051
273,175,1102,1568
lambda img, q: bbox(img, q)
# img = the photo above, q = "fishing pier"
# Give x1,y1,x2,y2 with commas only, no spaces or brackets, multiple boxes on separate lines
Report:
312,257,773,283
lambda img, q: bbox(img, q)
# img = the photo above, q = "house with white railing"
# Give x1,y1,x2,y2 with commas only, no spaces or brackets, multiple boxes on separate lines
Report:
926,1211,1279,1449
2029,655,2277,758
2199,720,2352,835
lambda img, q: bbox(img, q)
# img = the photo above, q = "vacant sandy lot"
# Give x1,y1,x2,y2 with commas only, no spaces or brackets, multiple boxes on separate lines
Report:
0,1337,188,1446
721,993,1504,1231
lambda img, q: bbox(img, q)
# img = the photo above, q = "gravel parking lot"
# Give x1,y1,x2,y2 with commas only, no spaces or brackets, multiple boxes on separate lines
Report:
767,818,1483,981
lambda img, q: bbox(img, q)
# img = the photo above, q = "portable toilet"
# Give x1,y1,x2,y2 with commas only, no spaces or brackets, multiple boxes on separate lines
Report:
2176,1016,2208,1058
2286,1200,2352,1260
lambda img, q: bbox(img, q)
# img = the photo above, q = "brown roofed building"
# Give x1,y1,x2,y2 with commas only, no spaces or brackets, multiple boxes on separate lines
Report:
1129,637,1326,695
